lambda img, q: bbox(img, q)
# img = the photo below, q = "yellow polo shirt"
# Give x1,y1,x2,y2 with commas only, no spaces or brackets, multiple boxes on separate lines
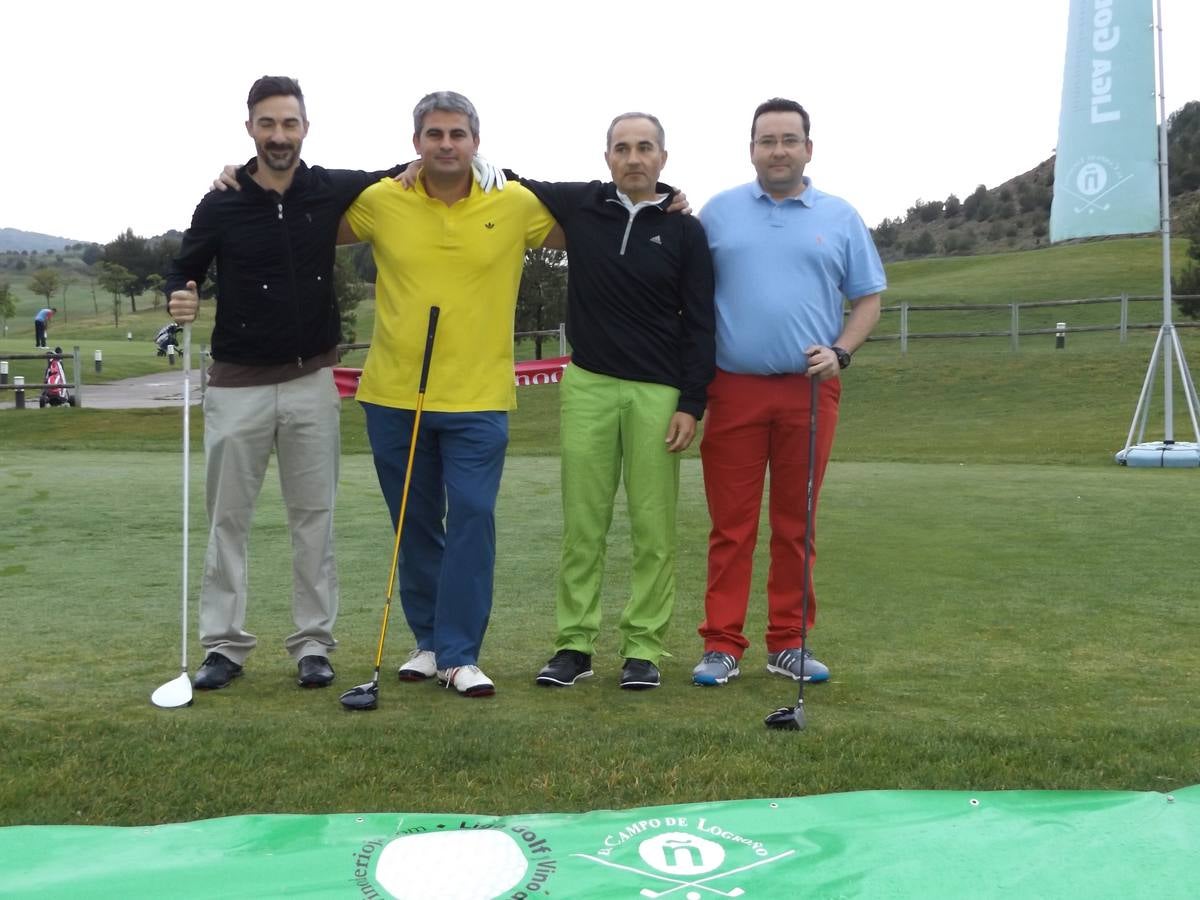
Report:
347,178,556,412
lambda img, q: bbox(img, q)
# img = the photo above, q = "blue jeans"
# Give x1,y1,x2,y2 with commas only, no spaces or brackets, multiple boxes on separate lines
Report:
362,403,508,668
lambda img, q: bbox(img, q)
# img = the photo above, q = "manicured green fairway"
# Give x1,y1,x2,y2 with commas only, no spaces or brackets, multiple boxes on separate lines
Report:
2,332,1198,827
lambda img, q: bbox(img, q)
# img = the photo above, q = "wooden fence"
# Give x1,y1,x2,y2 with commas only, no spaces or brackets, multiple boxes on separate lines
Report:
875,294,1200,352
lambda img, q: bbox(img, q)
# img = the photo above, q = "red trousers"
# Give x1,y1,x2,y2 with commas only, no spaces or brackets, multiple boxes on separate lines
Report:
699,369,841,656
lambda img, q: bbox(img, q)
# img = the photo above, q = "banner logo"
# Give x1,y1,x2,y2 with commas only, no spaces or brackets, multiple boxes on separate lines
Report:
575,815,798,897
1058,153,1136,215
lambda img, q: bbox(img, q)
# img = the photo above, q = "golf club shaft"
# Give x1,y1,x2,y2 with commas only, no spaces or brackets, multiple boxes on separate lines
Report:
796,374,819,708
181,323,191,675
370,306,441,675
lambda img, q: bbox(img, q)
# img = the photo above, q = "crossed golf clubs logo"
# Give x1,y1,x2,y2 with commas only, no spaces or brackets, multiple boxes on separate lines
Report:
575,831,794,898
1061,161,1135,215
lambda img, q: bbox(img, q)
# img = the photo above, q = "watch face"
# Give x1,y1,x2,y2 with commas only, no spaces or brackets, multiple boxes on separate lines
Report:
834,347,851,369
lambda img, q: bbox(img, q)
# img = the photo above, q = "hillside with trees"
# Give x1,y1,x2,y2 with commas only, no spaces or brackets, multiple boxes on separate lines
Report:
872,101,1200,261
0,228,90,253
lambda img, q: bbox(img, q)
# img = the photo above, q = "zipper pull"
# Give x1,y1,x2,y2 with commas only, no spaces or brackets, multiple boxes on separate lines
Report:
277,202,284,220
297,356,303,368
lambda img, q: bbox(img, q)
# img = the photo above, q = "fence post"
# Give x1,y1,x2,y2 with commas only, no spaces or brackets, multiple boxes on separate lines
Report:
1119,292,1128,344
94,348,103,373
1056,322,1066,350
13,375,25,409
73,346,83,408
558,323,566,357
900,303,909,355
0,360,7,386
1011,303,1019,352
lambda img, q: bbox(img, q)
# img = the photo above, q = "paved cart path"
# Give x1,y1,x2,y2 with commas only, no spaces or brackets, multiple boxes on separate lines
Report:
78,371,202,409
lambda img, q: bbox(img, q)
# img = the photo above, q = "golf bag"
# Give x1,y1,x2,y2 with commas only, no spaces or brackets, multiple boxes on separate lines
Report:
39,349,74,408
155,323,184,357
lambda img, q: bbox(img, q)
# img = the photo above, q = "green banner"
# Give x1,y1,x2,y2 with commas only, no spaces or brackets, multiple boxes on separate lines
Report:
2,788,1198,898
1050,0,1159,241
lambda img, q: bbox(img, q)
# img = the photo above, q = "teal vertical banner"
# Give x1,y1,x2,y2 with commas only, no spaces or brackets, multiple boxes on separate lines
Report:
1050,0,1159,241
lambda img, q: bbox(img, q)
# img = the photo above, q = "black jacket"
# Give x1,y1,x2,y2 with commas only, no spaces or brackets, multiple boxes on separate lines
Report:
523,180,716,419
165,159,397,366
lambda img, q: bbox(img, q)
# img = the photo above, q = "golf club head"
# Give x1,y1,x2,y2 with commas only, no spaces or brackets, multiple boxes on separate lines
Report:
339,681,379,711
151,673,194,709
764,704,806,731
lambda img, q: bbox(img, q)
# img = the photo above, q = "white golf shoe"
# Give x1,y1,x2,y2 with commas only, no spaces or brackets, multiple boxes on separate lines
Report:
397,649,437,682
437,665,496,697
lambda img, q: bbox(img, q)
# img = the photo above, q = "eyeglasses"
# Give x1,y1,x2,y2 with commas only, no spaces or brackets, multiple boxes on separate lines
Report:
753,136,807,149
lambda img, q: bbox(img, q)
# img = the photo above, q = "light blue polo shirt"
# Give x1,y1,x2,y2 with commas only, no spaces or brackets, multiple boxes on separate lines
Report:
700,178,886,375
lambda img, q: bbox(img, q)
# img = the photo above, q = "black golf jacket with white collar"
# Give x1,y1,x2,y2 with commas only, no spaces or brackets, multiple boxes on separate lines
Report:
523,179,716,420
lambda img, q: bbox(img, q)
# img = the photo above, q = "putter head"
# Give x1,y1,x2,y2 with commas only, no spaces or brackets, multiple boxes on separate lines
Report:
151,672,194,709
764,704,806,731
339,681,379,711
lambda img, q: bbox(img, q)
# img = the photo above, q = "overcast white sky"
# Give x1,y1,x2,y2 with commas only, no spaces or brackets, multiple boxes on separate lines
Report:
3,0,1197,244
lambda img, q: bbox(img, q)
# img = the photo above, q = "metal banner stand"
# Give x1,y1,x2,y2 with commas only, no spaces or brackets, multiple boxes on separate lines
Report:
1115,0,1200,467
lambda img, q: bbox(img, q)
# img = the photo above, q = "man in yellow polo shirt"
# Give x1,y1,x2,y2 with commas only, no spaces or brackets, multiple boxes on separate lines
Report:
342,91,557,697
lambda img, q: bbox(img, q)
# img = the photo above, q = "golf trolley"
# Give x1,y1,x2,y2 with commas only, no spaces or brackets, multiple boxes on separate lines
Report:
39,349,75,408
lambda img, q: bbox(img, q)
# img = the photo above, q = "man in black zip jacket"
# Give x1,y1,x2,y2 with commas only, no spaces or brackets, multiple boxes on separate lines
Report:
164,75,404,692
527,113,715,690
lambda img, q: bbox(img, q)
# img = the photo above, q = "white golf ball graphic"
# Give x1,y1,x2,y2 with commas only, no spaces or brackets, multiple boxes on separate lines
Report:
374,829,528,899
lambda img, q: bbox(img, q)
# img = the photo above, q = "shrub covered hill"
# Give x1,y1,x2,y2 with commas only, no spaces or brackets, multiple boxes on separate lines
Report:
873,100,1200,261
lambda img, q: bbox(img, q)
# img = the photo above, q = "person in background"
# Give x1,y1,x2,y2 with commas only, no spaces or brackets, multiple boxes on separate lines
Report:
34,307,56,349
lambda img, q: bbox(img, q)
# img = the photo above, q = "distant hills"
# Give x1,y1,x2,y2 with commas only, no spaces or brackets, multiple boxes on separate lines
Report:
0,227,92,253
872,100,1200,261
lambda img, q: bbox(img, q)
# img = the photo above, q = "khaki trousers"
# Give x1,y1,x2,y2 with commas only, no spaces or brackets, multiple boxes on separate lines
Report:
198,367,341,663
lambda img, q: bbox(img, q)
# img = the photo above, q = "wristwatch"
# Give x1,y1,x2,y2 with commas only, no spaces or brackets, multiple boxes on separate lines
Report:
831,346,852,369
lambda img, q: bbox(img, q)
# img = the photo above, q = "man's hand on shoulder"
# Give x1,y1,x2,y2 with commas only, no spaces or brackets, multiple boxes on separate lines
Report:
472,154,506,192
211,165,241,193
393,162,421,190
666,188,692,216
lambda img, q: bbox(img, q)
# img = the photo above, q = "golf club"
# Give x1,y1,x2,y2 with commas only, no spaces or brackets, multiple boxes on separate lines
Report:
764,372,820,731
340,306,440,711
151,323,194,709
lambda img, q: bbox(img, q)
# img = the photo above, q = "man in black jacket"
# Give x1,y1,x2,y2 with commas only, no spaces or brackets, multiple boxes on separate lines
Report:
527,113,715,690
165,75,400,691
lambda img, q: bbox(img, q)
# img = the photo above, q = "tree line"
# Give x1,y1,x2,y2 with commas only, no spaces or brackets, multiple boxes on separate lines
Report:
2,229,569,350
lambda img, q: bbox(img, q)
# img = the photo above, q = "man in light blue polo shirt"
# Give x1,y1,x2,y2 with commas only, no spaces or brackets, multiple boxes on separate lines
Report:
692,97,886,688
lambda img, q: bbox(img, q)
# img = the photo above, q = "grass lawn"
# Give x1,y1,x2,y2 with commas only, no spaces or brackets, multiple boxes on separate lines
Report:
1,335,1198,827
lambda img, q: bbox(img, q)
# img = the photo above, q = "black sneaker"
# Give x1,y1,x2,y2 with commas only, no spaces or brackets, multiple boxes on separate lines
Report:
297,655,335,688
535,649,593,687
620,658,660,690
193,652,243,690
